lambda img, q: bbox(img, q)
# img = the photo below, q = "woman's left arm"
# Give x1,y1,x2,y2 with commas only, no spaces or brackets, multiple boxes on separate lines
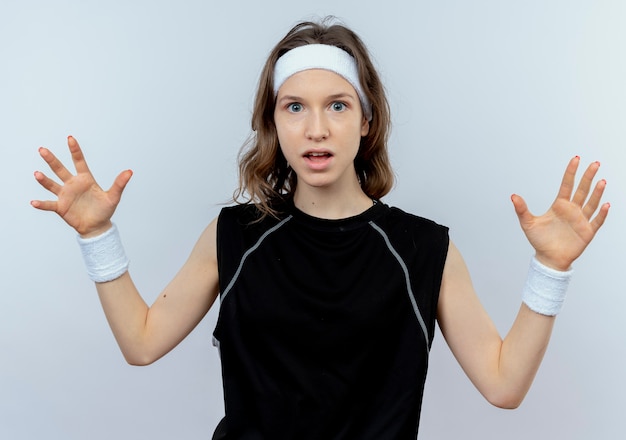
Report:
437,157,609,409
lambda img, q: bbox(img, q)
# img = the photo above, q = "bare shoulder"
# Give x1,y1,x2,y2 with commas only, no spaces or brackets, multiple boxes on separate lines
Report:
439,240,473,299
157,216,220,305
437,240,495,341
180,217,220,294
193,216,218,260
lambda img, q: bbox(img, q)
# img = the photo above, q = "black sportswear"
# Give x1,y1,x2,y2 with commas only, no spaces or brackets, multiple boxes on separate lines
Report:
212,200,449,439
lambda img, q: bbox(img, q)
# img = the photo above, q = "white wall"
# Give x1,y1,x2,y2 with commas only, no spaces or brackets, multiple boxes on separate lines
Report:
2,0,624,438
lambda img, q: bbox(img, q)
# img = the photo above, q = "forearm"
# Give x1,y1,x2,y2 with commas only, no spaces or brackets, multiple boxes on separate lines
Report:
493,304,556,408
439,243,566,409
95,272,154,365
85,220,219,366
76,224,155,364
488,255,574,406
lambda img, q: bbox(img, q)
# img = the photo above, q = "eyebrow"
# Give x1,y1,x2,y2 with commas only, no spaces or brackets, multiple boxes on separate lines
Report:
277,92,357,104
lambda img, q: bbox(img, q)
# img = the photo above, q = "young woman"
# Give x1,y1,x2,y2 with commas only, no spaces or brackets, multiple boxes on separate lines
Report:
32,19,609,439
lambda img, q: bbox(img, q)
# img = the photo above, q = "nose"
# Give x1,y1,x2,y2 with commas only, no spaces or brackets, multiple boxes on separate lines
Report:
305,110,329,142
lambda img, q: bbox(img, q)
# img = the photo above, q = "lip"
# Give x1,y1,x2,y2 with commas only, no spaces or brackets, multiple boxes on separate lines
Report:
303,148,333,156
302,149,333,171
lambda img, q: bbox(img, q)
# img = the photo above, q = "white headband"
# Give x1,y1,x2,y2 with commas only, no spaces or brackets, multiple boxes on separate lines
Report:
273,44,373,121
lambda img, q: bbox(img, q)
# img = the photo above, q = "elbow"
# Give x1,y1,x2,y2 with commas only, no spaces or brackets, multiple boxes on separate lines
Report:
124,355,153,367
485,389,526,410
489,398,522,410
122,350,160,367
125,357,154,367
117,338,169,366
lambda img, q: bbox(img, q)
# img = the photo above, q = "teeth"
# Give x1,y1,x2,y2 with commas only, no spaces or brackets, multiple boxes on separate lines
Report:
308,152,328,157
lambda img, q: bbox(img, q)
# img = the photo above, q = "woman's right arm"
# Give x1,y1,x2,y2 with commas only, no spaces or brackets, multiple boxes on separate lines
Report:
96,219,219,365
32,136,220,365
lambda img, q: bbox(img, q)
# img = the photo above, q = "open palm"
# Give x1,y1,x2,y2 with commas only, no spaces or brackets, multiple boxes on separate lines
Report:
32,136,132,237
511,157,609,271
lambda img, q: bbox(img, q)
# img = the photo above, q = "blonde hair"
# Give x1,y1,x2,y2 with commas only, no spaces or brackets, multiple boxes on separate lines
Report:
234,18,394,218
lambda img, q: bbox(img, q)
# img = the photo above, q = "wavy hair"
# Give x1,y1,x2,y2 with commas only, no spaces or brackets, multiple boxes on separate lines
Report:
234,18,394,218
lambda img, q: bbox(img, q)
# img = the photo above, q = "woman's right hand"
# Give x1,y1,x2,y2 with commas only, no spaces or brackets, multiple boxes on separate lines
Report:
32,136,133,237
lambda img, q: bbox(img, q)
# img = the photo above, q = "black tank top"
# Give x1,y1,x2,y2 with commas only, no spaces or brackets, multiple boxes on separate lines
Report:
213,200,449,439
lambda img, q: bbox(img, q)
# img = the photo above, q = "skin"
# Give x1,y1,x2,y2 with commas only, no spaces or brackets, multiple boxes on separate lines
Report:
274,69,372,218
32,69,609,408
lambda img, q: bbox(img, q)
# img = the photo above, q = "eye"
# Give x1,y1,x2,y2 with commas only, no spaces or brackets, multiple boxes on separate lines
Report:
331,101,347,112
287,102,303,113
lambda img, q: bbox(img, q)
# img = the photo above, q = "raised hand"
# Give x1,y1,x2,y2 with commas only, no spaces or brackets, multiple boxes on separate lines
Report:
511,156,610,271
32,136,133,237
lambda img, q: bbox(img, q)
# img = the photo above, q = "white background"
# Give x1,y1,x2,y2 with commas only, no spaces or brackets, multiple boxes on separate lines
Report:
2,0,624,438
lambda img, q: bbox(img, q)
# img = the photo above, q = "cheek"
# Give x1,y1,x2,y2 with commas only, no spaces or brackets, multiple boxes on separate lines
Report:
274,119,299,146
275,126,289,153
275,129,295,161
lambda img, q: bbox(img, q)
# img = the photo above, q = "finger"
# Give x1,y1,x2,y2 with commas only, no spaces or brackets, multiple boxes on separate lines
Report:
590,202,610,233
67,135,92,175
572,161,601,206
33,170,62,195
30,199,58,212
582,178,606,219
107,169,133,203
556,156,580,201
39,146,74,182
511,194,534,226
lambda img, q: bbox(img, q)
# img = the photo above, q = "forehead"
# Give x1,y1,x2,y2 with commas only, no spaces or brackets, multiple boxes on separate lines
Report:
276,69,358,97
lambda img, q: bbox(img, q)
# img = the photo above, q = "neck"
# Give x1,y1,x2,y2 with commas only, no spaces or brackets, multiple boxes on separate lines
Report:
292,184,374,219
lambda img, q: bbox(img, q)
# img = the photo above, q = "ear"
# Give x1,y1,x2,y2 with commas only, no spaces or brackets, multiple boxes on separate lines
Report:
361,116,370,136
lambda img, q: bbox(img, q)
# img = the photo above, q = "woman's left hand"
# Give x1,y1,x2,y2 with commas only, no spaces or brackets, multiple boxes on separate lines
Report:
511,156,610,271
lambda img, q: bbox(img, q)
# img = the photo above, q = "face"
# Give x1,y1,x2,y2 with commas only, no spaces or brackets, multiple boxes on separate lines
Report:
274,69,370,195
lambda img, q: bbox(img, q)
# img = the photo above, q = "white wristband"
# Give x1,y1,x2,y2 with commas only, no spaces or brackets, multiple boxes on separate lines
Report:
522,256,573,316
77,223,130,283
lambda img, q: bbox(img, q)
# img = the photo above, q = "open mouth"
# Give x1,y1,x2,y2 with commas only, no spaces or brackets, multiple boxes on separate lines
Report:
305,152,332,159
302,151,333,170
